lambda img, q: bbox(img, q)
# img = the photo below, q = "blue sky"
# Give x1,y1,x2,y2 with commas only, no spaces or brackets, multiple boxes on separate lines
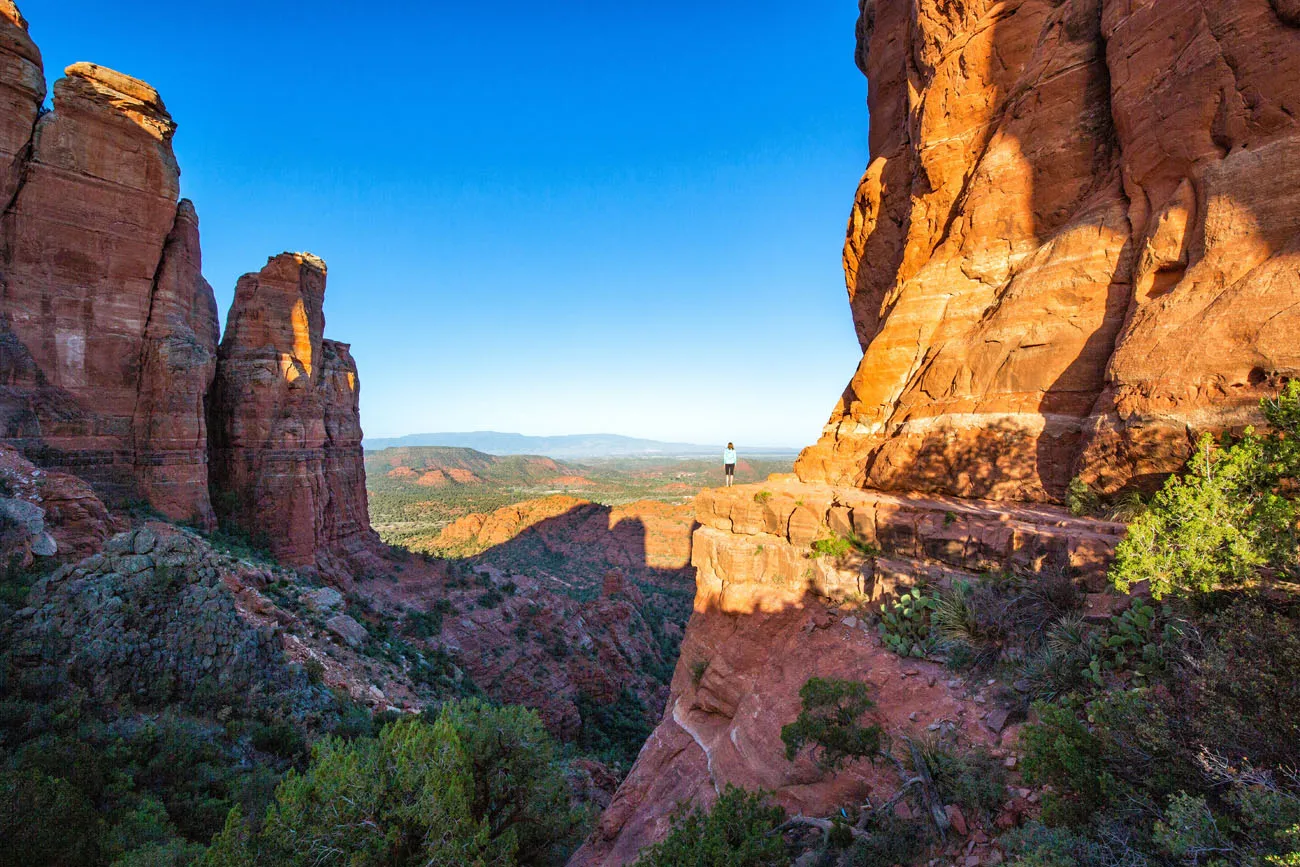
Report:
23,0,867,448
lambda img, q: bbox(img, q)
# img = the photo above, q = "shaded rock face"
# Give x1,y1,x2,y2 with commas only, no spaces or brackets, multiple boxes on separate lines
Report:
0,44,219,526
207,253,381,584
0,1,43,208
5,525,294,706
797,0,1300,502
0,440,114,567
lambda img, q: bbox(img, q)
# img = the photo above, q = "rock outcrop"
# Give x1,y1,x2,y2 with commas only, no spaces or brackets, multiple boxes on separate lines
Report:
569,480,1119,865
0,443,115,565
207,253,382,584
797,0,1300,502
0,2,379,579
0,1,42,208
0,47,219,526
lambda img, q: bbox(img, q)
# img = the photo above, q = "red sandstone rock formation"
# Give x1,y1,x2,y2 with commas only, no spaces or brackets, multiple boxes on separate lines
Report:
568,479,1117,866
132,200,221,529
207,253,382,584
0,39,219,526
797,0,1300,502
0,443,115,564
0,1,42,208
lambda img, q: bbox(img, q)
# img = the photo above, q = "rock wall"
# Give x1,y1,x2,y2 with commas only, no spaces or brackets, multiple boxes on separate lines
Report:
796,0,1300,502
0,47,219,525
207,253,381,584
0,2,380,578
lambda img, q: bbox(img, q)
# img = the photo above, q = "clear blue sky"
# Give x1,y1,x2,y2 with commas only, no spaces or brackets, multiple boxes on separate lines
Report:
23,0,867,448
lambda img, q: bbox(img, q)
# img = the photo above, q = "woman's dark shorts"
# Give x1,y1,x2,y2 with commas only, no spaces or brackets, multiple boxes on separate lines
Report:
724,463,736,477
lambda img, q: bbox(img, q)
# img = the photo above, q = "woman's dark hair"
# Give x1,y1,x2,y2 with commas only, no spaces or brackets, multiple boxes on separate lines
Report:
727,442,734,448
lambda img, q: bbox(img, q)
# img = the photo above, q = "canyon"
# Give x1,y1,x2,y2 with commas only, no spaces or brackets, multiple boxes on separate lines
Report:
1,0,1298,864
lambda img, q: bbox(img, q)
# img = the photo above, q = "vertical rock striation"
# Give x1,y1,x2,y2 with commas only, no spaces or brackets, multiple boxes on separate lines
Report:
797,0,1300,502
0,55,219,525
132,200,221,529
207,253,381,585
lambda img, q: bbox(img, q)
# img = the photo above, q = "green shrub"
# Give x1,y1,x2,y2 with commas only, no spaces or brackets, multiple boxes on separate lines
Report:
1185,601,1300,771
438,699,586,864
781,678,882,770
810,533,878,560
878,588,939,658
843,814,930,866
754,491,772,504
912,740,1008,820
249,720,307,761
632,785,787,867
691,659,709,686
577,689,652,772
403,600,453,638
1111,382,1300,599
304,658,325,685
810,536,853,558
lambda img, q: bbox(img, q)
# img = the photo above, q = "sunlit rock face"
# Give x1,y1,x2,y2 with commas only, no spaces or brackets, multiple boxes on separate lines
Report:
0,50,220,527
207,253,382,585
797,0,1300,502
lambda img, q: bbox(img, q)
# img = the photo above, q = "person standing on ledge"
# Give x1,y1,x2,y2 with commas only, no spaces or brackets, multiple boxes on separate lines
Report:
723,442,737,487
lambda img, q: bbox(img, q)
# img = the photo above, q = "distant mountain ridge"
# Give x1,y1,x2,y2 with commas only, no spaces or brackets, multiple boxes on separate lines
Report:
365,446,573,489
363,432,798,459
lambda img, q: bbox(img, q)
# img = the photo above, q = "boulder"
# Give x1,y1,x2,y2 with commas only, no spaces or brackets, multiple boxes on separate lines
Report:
325,613,368,648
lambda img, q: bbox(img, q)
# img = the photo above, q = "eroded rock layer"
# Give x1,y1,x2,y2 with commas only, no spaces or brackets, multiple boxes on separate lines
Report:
207,253,381,584
0,1,42,208
796,0,1300,501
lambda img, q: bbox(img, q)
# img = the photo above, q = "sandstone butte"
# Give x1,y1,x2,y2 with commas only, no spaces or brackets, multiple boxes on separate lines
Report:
0,1,380,579
571,1,1300,864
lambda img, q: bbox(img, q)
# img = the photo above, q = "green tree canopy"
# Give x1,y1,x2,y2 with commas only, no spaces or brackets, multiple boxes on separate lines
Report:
204,701,583,867
1111,382,1300,599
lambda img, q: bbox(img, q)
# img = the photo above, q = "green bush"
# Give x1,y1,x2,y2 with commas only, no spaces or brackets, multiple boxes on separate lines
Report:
1111,382,1300,599
438,699,585,865
912,740,1008,821
781,677,882,770
632,785,787,867
878,588,939,658
754,491,773,504
403,600,453,638
810,533,879,559
210,715,499,865
842,814,930,866
810,536,853,558
577,689,652,771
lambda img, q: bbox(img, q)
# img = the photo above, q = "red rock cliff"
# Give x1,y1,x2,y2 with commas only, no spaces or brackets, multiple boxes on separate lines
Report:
0,2,380,577
0,35,220,527
206,253,381,584
796,0,1300,502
